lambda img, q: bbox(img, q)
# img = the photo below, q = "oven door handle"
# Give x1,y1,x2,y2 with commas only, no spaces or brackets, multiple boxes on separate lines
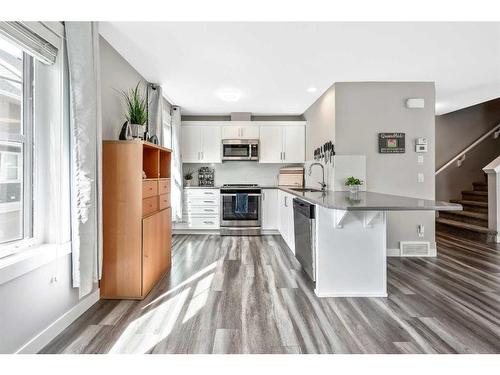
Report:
221,193,262,197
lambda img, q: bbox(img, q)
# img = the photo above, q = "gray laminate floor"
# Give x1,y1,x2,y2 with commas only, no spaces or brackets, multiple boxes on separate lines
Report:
40,233,500,354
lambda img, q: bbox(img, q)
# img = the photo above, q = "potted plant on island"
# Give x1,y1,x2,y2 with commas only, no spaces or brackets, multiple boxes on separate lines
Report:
184,169,194,187
345,176,363,194
122,82,148,139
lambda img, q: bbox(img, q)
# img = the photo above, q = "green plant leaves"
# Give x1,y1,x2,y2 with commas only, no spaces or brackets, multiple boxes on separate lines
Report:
122,82,148,125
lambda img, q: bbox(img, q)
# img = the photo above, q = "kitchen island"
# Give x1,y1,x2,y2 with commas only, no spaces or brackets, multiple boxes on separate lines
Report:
280,187,462,297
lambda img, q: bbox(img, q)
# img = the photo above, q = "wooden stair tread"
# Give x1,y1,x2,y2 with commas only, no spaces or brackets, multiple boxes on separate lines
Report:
441,210,488,220
472,181,487,186
450,199,488,207
436,218,495,234
461,190,488,196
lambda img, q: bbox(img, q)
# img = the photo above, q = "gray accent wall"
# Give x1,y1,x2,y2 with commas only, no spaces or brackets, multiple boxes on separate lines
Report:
436,98,500,202
303,82,436,251
100,36,148,140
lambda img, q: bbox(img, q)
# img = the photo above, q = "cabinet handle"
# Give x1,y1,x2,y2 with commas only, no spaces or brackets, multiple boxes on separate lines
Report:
203,200,213,203
203,192,213,195
262,192,265,201
283,151,286,160
201,151,204,160
204,209,214,212
204,221,214,224
284,196,288,207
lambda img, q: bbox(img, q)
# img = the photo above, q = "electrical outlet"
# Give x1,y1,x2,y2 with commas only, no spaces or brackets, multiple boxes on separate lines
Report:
417,155,424,164
417,173,424,183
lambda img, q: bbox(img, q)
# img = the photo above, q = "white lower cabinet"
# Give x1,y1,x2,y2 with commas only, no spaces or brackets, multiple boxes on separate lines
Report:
175,188,220,230
262,188,278,230
278,190,295,254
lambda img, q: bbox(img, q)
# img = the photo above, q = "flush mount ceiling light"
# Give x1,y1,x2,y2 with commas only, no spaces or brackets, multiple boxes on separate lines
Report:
216,89,241,102
306,87,317,93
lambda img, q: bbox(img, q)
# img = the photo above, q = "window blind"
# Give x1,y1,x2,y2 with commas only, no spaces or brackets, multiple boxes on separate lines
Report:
0,22,60,65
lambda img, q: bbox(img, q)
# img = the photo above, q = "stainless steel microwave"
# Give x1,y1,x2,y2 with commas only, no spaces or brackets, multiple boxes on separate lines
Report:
222,139,259,161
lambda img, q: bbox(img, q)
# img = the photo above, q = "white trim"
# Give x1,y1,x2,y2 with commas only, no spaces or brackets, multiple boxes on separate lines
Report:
0,242,71,285
15,288,99,354
387,248,401,257
315,289,388,298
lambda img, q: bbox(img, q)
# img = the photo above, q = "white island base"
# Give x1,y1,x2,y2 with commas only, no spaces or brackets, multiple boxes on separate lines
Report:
315,206,387,298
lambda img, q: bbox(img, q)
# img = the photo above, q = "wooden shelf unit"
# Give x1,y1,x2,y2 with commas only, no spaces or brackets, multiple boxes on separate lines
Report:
101,140,172,300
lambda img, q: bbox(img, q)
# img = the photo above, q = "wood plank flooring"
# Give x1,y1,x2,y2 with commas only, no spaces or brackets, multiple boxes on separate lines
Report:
40,232,500,354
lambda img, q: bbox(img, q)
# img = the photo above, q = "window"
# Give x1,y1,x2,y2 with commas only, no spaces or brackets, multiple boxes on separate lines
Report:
0,37,33,246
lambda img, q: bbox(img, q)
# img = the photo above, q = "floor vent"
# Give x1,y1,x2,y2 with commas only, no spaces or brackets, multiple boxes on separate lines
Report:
399,241,431,257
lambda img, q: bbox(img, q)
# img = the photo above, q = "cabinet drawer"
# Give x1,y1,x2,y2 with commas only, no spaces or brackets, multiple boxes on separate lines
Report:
159,193,170,210
186,206,219,215
143,196,158,216
185,196,219,206
189,216,219,229
143,180,158,198
185,188,219,197
158,179,170,194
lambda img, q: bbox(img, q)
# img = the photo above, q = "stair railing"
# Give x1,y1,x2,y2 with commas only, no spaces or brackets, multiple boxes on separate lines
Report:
435,123,500,175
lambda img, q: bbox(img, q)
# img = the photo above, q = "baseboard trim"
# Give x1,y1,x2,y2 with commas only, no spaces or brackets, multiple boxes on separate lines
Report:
387,246,437,257
173,229,220,235
16,288,100,354
315,289,387,298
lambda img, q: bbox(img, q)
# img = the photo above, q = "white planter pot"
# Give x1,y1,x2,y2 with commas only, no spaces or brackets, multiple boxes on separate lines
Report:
130,123,146,139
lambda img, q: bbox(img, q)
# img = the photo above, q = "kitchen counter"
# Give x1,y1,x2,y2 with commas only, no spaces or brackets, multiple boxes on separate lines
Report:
279,187,462,212
184,185,221,189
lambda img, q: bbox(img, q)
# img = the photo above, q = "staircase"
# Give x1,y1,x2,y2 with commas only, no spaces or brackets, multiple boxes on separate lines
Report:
436,175,495,241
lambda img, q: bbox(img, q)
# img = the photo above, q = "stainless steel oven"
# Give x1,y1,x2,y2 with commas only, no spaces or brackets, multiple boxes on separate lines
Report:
222,139,259,161
220,184,261,236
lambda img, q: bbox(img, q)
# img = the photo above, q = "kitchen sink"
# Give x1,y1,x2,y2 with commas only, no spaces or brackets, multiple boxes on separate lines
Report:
290,187,323,193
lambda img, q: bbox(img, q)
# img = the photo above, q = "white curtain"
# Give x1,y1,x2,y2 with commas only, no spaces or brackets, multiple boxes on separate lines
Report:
171,106,183,221
147,84,162,142
65,22,103,298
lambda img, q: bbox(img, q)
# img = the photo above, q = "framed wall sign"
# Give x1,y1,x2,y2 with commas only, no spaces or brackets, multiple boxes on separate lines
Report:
378,132,405,153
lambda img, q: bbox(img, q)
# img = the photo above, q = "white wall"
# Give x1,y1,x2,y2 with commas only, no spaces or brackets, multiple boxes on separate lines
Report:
334,82,436,251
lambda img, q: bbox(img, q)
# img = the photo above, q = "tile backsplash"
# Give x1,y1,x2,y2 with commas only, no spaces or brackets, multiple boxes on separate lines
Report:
183,162,302,186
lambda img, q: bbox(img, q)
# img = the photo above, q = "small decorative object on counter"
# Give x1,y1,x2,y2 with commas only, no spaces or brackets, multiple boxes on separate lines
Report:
118,121,132,140
184,169,194,187
148,134,159,145
121,82,148,139
142,171,147,179
198,167,215,187
345,176,363,194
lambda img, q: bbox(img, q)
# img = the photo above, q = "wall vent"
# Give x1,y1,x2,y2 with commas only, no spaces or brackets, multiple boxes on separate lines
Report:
399,241,431,257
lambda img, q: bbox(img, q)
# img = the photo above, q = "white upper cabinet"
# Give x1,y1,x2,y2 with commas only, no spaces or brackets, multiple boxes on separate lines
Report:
181,126,202,163
181,125,221,163
201,126,222,163
221,124,259,139
283,125,305,163
259,126,283,163
259,123,305,164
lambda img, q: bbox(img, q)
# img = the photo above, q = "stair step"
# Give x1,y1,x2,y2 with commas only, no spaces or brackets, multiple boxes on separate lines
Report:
461,190,488,202
436,217,493,234
450,199,488,213
439,210,488,227
472,181,488,191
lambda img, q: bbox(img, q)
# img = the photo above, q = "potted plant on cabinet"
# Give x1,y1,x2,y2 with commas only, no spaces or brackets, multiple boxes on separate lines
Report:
122,82,148,139
345,176,363,194
184,169,194,187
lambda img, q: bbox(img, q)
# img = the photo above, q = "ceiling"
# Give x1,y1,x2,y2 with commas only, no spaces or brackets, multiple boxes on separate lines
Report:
99,22,500,115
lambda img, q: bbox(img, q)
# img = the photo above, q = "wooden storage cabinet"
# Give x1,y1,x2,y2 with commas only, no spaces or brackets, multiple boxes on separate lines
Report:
101,140,172,300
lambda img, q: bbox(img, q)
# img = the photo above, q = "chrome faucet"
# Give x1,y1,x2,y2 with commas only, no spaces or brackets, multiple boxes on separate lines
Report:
308,162,327,191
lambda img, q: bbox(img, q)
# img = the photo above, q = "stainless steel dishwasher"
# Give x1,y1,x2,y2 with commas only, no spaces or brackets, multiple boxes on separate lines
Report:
293,198,316,282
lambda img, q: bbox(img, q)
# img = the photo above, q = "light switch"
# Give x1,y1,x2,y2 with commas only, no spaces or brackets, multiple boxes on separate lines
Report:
417,155,424,164
417,173,424,183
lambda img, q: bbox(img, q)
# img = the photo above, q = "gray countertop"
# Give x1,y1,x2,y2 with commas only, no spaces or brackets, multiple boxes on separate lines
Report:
279,187,462,212
182,185,461,211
